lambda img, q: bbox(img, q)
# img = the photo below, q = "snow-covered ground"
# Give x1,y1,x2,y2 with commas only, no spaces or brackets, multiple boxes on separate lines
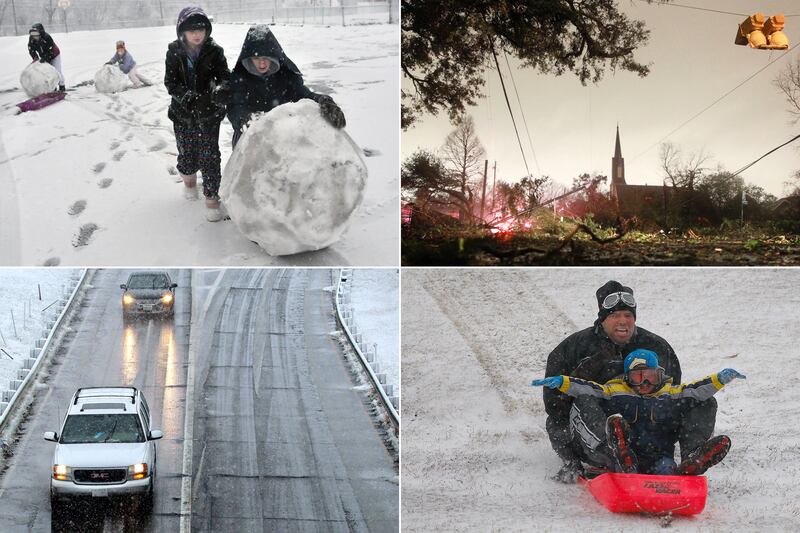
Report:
0,269,80,392
350,268,399,396
0,22,398,266
401,268,800,532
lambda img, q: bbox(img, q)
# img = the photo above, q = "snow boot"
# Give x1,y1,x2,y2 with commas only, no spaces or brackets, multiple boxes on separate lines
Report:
606,414,638,474
181,173,198,200
205,196,228,222
674,435,731,476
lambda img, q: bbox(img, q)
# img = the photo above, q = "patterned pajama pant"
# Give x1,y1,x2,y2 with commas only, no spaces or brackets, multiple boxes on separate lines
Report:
173,122,222,198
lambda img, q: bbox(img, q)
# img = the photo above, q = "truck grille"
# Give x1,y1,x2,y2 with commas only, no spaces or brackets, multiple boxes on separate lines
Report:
74,469,127,483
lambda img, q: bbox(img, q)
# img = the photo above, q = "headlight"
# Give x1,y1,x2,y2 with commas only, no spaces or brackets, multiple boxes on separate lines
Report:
53,464,71,481
128,463,148,480
161,293,173,304
123,294,135,305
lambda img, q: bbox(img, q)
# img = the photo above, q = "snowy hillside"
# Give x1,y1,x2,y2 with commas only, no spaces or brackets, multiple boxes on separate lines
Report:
401,268,800,532
0,22,398,266
350,268,399,395
0,269,79,390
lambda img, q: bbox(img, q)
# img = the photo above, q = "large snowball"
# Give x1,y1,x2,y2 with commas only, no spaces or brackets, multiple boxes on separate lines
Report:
20,62,59,97
221,99,367,256
94,64,129,94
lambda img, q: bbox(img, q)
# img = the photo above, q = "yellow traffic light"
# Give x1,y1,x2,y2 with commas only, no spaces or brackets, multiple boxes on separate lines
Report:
735,13,789,50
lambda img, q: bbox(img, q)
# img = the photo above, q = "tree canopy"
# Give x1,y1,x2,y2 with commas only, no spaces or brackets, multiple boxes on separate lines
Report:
402,0,664,128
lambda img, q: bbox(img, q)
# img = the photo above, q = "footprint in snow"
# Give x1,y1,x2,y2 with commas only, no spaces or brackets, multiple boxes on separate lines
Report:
68,200,87,216
149,139,167,152
98,178,113,189
125,133,133,141
109,140,120,150
92,162,106,173
167,166,177,176
112,150,126,161
42,257,61,266
72,223,99,248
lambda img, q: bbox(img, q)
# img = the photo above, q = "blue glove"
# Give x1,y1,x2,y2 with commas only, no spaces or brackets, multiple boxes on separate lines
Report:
718,368,746,385
531,376,564,389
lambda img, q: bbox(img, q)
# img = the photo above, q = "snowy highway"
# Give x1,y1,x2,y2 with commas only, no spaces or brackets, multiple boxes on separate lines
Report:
0,268,398,532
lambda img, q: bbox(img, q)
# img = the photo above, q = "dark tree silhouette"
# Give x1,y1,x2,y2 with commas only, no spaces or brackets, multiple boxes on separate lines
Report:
402,0,667,128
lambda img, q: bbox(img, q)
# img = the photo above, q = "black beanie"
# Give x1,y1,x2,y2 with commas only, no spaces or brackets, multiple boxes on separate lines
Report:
596,280,636,322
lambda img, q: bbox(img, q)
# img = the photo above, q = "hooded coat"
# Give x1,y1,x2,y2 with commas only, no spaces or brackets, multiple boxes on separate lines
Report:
164,7,230,127
28,23,60,62
227,25,327,144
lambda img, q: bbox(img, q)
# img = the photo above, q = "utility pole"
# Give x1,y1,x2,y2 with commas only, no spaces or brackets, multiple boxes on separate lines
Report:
490,161,497,212
480,159,489,222
10,0,18,35
740,188,747,226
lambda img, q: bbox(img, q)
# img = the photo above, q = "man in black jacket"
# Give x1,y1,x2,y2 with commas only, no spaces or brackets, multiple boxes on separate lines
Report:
227,24,346,148
543,280,717,483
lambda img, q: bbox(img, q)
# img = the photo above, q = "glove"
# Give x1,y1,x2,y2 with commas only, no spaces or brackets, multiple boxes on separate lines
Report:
212,83,231,106
552,460,584,484
531,376,564,389
717,368,746,385
317,96,346,129
180,90,199,109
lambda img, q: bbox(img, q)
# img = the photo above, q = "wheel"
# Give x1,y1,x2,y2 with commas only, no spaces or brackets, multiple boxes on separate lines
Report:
139,478,154,513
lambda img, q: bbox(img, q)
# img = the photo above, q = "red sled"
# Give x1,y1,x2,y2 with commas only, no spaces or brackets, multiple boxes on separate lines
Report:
16,91,66,113
580,473,707,515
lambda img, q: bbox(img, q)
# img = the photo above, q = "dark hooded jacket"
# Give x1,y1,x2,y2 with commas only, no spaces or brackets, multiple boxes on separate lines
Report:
164,7,230,127
227,25,327,145
543,322,681,435
28,23,60,62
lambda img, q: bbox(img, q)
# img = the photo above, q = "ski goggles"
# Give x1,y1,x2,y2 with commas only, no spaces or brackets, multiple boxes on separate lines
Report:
601,291,636,310
626,366,664,386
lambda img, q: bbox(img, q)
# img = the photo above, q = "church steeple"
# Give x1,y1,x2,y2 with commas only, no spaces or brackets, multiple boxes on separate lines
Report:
612,124,625,186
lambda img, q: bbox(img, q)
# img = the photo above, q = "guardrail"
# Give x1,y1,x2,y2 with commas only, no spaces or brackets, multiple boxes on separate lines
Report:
0,270,89,431
334,268,399,428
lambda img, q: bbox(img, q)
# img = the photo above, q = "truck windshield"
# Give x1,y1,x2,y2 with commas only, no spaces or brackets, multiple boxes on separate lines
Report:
60,414,145,444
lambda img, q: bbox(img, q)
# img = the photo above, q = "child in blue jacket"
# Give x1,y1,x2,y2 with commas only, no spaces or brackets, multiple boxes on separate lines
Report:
532,349,745,476
106,40,152,88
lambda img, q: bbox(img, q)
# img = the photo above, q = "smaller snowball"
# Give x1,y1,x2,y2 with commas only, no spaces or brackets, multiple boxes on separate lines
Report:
94,64,129,94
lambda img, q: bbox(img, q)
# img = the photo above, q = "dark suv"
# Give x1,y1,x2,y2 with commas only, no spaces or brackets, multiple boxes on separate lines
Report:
120,271,177,319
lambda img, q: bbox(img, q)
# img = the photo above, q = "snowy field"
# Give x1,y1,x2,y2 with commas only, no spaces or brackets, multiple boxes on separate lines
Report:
350,268,399,396
0,269,79,392
0,22,398,266
401,268,800,532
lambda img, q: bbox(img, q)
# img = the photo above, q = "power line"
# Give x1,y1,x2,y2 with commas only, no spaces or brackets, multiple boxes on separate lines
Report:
503,50,541,175
637,1,800,19
489,40,531,179
634,41,799,160
730,132,800,177
639,1,746,18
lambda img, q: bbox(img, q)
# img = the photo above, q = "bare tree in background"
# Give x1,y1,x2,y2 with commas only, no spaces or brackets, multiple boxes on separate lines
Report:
440,115,486,222
659,142,710,191
773,58,800,196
